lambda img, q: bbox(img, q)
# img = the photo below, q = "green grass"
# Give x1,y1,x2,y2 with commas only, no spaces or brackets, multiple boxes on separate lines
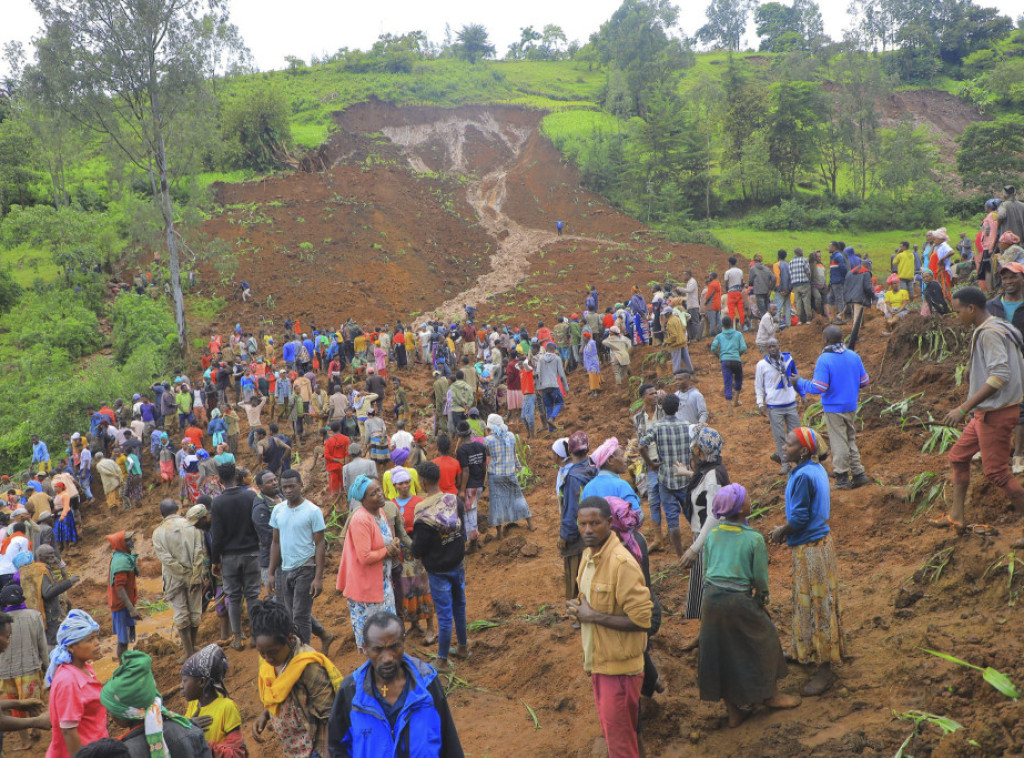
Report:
541,109,624,142
4,243,60,286
712,225,979,270
194,169,257,189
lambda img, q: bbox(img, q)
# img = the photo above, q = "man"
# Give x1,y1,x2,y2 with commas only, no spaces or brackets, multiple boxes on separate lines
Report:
663,305,691,374
536,342,570,432
268,470,326,646
209,462,261,650
329,611,464,757
366,368,387,416
604,326,632,387
748,254,776,317
343,443,377,511
567,496,653,758
795,326,870,490
553,318,572,365
773,249,792,329
844,257,875,330
517,350,538,437
432,371,450,436
828,242,848,324
252,469,279,597
255,427,291,476
151,498,205,657
997,185,1024,242
324,421,351,500
455,422,487,548
389,420,413,453
639,394,692,557
683,270,701,341
30,435,50,473
704,272,723,336
894,242,916,298
448,371,473,434
756,303,778,355
938,287,1024,540
710,316,747,407
723,256,746,328
987,262,1024,473
559,432,596,604
674,370,709,425
756,339,802,475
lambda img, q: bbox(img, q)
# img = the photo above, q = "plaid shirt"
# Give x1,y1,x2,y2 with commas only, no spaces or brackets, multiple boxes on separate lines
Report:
486,433,520,476
632,404,665,468
639,416,692,490
788,255,811,287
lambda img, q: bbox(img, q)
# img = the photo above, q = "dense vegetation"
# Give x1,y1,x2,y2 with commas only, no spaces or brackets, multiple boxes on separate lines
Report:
0,0,1021,468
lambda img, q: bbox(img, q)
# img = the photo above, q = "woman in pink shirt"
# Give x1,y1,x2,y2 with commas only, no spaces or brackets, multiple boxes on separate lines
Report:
45,610,107,758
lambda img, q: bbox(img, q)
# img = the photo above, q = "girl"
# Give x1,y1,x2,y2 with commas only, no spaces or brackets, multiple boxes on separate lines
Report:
182,644,247,756
391,469,435,644
45,610,107,758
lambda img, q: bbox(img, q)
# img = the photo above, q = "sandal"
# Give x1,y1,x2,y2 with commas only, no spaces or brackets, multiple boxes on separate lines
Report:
929,513,964,530
968,523,999,537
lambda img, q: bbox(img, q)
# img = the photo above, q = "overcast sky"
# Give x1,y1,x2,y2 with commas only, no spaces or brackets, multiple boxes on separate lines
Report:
3,0,1024,77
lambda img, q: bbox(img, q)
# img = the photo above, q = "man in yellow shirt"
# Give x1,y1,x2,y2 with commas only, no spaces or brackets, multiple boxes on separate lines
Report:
894,242,916,298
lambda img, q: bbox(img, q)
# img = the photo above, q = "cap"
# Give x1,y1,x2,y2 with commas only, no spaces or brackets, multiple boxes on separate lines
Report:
1000,261,1024,276
186,505,208,524
12,508,28,517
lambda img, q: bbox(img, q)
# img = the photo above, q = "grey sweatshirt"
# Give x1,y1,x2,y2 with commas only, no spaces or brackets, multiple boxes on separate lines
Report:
536,351,568,391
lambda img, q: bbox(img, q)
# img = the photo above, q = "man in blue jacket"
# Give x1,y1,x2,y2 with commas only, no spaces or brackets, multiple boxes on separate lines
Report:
795,326,870,490
329,611,464,758
828,242,848,325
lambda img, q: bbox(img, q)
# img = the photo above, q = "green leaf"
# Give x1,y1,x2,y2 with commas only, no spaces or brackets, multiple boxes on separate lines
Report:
920,648,981,671
982,667,1021,700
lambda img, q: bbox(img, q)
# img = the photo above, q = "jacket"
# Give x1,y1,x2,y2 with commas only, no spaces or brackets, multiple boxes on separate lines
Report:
663,311,687,349
336,507,388,602
986,296,1024,333
844,265,875,306
755,353,799,408
329,655,464,758
559,461,597,550
710,328,747,363
965,317,1024,411
784,459,831,546
776,260,791,291
748,263,775,295
576,533,652,676
829,251,848,284
535,351,568,391
796,347,868,413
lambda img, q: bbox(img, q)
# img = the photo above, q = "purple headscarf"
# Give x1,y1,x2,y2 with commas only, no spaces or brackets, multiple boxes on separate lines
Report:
711,483,747,520
390,447,411,465
606,496,642,564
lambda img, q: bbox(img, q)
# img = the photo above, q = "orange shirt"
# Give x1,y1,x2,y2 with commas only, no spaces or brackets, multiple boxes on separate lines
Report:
433,455,462,495
707,280,722,311
324,433,351,471
184,426,204,448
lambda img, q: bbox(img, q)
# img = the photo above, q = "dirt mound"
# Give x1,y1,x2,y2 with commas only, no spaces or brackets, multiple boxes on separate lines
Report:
881,89,987,177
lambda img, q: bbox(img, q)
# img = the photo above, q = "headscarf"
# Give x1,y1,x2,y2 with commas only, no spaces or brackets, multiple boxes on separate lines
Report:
181,643,229,698
348,474,373,503
590,437,620,469
551,437,570,460
186,504,207,524
391,467,411,485
0,583,25,611
930,228,950,242
390,447,411,466
12,551,33,570
711,483,747,520
106,531,138,584
886,273,900,285
793,426,826,458
1001,231,1022,245
606,496,643,564
486,413,510,439
413,430,428,444
45,609,100,685
568,430,589,454
687,427,722,464
101,650,191,756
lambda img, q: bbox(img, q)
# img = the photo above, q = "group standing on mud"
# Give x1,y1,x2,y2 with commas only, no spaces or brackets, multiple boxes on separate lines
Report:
0,186,1022,756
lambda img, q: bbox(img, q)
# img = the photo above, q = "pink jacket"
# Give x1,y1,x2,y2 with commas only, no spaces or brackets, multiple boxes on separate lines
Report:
336,507,388,602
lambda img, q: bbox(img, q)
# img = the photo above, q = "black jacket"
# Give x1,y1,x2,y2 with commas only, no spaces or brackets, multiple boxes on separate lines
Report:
411,496,465,574
210,486,258,562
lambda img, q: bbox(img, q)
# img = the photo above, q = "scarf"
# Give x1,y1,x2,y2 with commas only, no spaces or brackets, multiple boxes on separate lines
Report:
109,550,139,585
590,437,619,469
348,474,373,503
46,609,100,685
693,427,723,463
414,492,460,532
794,426,822,455
257,647,343,716
486,413,512,441
101,652,191,757
822,343,846,355
182,643,229,698
711,483,747,520
607,496,642,564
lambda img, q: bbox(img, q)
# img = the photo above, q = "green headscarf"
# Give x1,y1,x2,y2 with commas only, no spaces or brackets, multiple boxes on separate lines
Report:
101,651,191,757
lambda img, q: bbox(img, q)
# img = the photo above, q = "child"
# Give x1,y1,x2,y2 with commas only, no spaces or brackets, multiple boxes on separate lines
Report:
106,531,140,662
182,644,246,756
44,610,108,757
709,316,748,406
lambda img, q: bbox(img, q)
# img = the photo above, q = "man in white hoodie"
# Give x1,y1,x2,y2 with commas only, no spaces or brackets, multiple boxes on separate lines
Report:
755,338,801,474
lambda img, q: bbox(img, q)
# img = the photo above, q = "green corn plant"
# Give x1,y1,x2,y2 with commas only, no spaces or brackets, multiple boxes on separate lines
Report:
984,550,1024,604
467,619,501,631
893,710,966,758
906,472,944,521
954,363,968,388
921,648,1021,700
521,699,541,730
917,546,954,583
881,393,924,418
802,400,825,430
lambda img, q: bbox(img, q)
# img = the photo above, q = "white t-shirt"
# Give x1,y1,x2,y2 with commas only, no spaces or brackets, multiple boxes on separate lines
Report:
0,536,29,575
390,430,414,451
724,267,745,291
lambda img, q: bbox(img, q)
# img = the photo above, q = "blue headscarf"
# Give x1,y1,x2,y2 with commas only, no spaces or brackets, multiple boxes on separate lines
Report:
348,474,373,503
45,609,100,685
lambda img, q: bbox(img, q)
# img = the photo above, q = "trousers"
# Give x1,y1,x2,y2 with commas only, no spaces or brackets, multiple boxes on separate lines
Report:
220,552,261,637
768,405,801,463
793,284,813,323
592,673,643,758
428,566,467,661
824,411,864,476
721,360,743,400
949,404,1024,497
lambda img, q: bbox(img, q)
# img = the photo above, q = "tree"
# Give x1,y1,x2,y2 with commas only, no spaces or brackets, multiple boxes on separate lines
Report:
875,124,937,202
28,0,245,353
453,24,495,63
222,86,292,171
698,0,759,51
506,26,542,60
764,80,823,194
756,0,826,51
830,52,889,198
0,118,41,213
957,116,1024,190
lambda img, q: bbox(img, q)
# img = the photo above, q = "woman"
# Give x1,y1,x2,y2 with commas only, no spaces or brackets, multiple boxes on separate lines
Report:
979,199,1000,291
392,468,436,644
158,433,176,489
45,610,107,758
207,410,228,449
52,482,78,550
484,414,534,539
883,273,911,331
606,496,664,699
181,444,202,503
699,484,800,726
374,344,388,381
0,584,46,748
197,449,222,499
123,448,143,510
930,228,955,302
214,443,235,466
680,427,730,648
362,409,390,476
580,437,642,514
335,475,400,652
382,447,421,500
182,644,247,756
393,328,408,370
769,428,847,697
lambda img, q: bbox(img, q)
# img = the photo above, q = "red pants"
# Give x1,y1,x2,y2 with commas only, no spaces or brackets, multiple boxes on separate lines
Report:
726,291,745,326
949,404,1024,497
592,673,642,758
327,468,343,496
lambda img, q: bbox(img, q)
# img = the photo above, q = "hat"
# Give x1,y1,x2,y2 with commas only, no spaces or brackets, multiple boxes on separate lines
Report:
36,510,52,522
609,326,621,335
12,507,28,517
71,433,81,441
432,371,441,377
568,430,590,454
132,394,141,400
590,438,620,468
186,504,208,523
467,407,480,417
571,313,579,319
1000,261,1024,276
367,407,376,416
886,273,900,285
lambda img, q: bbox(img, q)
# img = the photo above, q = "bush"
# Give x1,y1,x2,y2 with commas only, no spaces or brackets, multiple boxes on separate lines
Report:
221,86,293,171
747,199,848,232
110,293,177,365
0,269,23,315
2,290,102,360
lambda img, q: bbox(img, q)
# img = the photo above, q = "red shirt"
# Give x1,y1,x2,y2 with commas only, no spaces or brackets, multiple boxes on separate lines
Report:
536,327,552,342
201,355,212,370
707,280,722,311
47,663,108,758
520,367,535,395
184,426,204,448
393,332,406,345
433,456,462,495
506,362,521,391
324,433,350,471
108,567,137,611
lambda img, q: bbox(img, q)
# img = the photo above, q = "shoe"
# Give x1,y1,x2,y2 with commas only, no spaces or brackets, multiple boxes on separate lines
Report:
1014,456,1024,475
851,472,871,488
834,473,852,490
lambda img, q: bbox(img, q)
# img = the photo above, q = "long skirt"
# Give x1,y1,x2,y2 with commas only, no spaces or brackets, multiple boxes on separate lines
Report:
124,473,143,506
200,478,224,498
54,512,78,544
791,534,847,665
368,435,390,463
488,474,531,526
395,344,407,368
159,460,175,482
697,585,787,705
685,551,704,620
506,389,523,411
401,559,434,623
184,471,201,502
347,578,396,648
1,672,44,717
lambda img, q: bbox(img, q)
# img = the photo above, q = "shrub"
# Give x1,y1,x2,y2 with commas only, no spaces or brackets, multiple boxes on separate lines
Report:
110,293,177,365
0,269,23,315
2,290,102,360
221,86,293,171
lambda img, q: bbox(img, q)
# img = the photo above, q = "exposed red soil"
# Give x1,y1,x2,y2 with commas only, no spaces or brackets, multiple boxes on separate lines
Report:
64,103,1024,757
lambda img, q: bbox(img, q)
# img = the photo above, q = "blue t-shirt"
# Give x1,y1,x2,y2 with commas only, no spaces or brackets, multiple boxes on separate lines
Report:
269,499,326,572
1003,299,1023,325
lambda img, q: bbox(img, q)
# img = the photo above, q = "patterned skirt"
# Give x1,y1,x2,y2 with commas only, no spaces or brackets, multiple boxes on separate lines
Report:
1,672,44,717
368,435,390,463
685,552,705,620
400,560,434,623
347,569,396,648
200,478,224,498
791,534,847,665
184,472,201,502
54,512,78,544
125,473,143,505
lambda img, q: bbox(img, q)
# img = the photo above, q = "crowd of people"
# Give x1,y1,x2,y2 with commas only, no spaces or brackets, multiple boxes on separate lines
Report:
0,189,1022,756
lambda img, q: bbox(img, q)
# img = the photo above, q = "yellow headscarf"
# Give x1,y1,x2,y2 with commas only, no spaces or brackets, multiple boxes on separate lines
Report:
257,648,343,716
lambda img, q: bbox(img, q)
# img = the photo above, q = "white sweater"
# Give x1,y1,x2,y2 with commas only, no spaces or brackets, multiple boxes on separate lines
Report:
755,357,798,408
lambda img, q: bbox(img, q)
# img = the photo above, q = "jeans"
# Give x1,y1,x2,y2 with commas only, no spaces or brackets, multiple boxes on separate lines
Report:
280,563,317,644
706,310,722,335
559,347,571,364
521,394,537,431
646,470,662,526
220,552,261,637
671,348,694,374
247,428,259,452
80,470,93,499
721,360,743,400
571,343,581,365
774,291,791,327
755,293,770,316
428,566,467,660
541,387,564,421
659,486,686,531
830,283,846,318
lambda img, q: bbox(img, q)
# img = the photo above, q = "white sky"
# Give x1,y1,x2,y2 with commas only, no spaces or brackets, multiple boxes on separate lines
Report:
2,0,1023,77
